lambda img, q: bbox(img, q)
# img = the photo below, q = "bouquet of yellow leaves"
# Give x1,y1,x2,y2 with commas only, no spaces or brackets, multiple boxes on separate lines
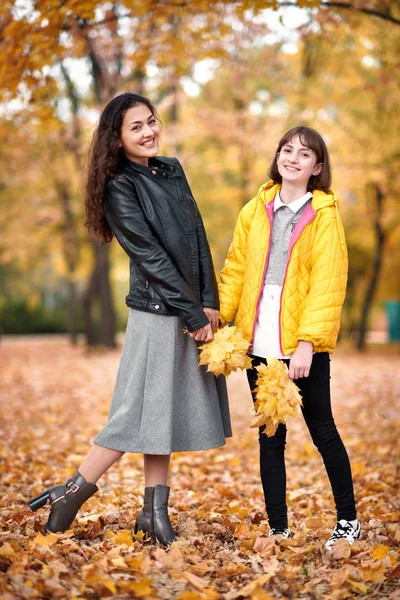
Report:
251,358,303,437
198,325,252,377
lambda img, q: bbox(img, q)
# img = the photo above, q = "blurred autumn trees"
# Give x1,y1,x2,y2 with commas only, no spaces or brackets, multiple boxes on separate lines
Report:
0,0,399,346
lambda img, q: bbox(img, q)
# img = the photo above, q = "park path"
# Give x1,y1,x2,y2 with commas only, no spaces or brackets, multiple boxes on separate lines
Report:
0,337,399,599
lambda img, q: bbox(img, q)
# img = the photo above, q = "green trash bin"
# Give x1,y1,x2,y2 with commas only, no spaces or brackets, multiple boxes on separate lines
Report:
386,301,400,342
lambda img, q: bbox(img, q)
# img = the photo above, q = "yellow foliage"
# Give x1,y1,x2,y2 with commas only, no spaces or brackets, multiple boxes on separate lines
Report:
106,529,134,547
359,561,387,583
30,532,58,547
0,542,17,557
198,325,252,377
85,574,117,595
251,358,302,437
129,577,154,597
371,545,390,560
346,578,368,594
177,592,202,600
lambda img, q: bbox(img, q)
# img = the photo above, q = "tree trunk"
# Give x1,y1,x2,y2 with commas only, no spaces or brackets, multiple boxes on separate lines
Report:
79,27,123,347
56,180,79,345
355,183,386,351
83,241,116,347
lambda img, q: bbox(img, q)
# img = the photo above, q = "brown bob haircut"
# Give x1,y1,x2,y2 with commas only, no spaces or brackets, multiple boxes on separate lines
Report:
268,126,332,193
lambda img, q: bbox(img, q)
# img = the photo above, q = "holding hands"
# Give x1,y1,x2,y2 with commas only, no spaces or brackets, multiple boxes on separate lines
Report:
189,307,219,342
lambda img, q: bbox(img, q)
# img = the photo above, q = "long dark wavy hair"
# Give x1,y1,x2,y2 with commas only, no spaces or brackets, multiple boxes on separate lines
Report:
84,93,158,243
268,126,332,193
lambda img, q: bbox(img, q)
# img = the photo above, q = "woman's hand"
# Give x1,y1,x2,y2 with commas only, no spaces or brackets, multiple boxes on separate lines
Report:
288,341,313,380
189,323,214,342
203,307,219,332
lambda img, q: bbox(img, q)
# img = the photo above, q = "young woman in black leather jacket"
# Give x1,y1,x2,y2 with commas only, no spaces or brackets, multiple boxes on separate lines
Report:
28,93,232,545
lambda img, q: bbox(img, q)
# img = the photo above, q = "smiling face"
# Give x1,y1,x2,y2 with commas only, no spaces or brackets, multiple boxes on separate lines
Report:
119,103,160,166
277,136,322,188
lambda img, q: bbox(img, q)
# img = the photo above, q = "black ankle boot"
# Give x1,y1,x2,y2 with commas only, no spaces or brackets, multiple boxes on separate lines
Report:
134,486,153,537
28,471,98,533
152,485,176,546
133,485,176,545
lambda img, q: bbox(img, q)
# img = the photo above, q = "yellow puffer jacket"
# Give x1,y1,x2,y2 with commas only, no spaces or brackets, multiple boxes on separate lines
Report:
219,181,348,355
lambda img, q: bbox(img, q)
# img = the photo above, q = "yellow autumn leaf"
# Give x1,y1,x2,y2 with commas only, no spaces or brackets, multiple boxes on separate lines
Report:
105,530,117,543
85,574,117,595
0,542,17,557
114,529,134,546
126,556,143,570
359,562,386,583
371,545,390,560
199,325,251,376
110,556,129,569
132,528,146,542
202,588,221,600
78,513,101,524
30,532,58,547
250,587,275,600
129,577,154,597
106,529,134,546
250,358,302,436
177,592,202,600
346,578,368,594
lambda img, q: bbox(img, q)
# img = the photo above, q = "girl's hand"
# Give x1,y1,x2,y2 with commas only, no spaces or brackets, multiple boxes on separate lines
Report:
203,307,219,332
288,341,313,380
189,323,214,342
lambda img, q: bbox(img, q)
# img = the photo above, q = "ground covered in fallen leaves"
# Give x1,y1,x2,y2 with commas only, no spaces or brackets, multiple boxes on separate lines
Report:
0,336,399,599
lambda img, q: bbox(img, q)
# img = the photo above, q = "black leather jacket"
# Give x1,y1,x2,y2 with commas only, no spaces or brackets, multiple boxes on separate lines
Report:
104,156,218,332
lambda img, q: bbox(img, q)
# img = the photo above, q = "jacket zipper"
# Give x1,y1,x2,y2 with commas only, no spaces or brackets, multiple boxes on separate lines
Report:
250,202,317,355
176,182,199,298
277,207,317,355
150,487,155,541
250,203,274,350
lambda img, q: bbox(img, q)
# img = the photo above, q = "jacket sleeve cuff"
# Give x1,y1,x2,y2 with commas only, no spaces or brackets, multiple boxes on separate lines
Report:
185,313,210,332
201,299,219,309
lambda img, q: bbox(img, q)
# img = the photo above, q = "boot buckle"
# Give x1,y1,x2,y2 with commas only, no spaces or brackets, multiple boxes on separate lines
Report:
67,481,80,493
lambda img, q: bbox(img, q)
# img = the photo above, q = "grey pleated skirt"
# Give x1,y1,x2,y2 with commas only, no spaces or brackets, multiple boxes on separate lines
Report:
94,308,232,454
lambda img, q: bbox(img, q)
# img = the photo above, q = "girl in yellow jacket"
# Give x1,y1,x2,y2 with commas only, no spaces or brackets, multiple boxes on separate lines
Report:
219,126,360,550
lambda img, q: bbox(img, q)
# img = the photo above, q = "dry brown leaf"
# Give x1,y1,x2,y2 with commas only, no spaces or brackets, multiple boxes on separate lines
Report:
330,538,352,560
388,563,400,579
2,339,400,599
182,571,208,590
253,536,276,557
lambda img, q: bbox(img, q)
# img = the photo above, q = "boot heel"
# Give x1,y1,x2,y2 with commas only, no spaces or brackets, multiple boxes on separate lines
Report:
28,491,50,512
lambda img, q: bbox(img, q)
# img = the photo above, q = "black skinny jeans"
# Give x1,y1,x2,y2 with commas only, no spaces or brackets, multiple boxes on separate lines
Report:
247,352,357,529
